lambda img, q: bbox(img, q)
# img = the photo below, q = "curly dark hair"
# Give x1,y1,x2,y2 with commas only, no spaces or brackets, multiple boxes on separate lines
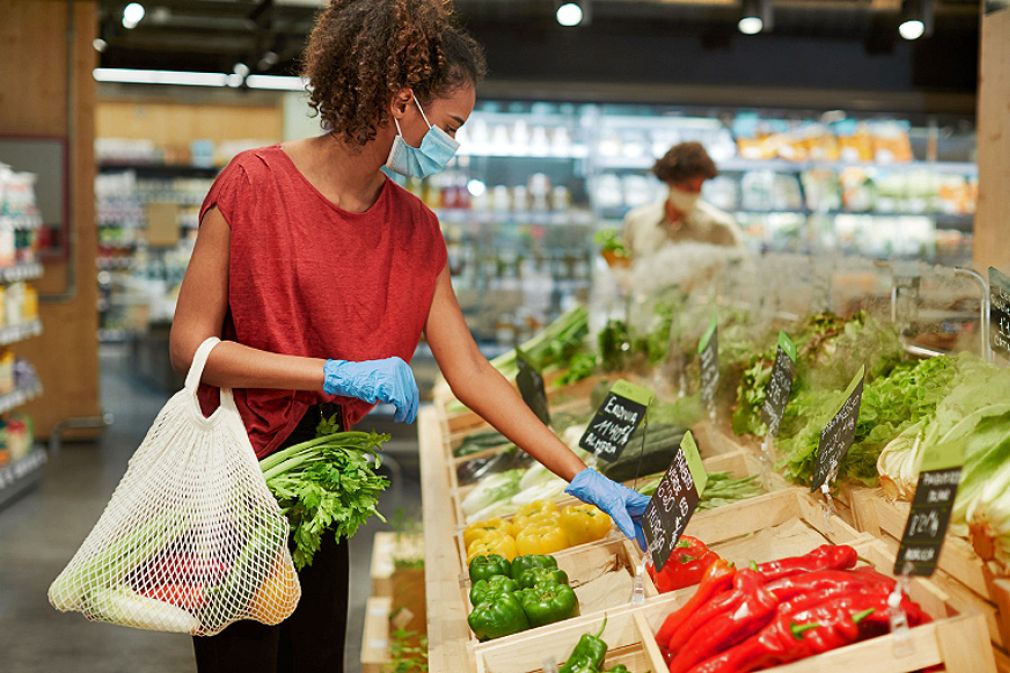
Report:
652,142,719,184
302,0,487,145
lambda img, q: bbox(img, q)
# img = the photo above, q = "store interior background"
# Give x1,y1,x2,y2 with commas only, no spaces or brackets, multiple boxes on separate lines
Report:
0,0,1008,671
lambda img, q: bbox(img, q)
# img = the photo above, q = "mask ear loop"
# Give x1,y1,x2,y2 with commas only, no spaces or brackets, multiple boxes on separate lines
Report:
411,92,434,130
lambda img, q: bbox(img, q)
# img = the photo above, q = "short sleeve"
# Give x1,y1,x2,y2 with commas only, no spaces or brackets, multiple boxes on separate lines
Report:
199,158,249,225
424,206,449,275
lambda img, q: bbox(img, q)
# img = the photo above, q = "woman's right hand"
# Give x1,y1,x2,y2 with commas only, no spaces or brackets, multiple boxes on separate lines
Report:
323,357,419,423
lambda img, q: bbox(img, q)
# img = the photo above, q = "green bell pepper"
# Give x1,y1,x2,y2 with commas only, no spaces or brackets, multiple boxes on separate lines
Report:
605,666,630,673
519,582,579,628
469,574,519,605
518,566,569,589
467,593,529,641
469,554,511,582
559,618,608,673
509,554,558,581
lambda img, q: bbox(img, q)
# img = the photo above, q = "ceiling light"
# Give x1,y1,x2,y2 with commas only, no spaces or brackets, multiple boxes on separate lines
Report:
257,51,279,71
556,2,585,27
232,62,250,78
738,16,763,35
121,2,145,29
93,68,309,91
93,68,228,87
739,0,772,35
898,0,933,40
92,38,107,53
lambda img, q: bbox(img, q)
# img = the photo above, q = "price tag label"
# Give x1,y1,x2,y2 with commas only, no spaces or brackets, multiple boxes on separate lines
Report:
642,431,709,571
578,380,653,462
989,267,1010,360
761,331,797,439
895,435,966,576
810,366,865,492
698,314,719,413
516,349,550,426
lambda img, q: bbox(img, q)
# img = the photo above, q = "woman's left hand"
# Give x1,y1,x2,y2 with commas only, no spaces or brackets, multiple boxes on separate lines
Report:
564,468,650,550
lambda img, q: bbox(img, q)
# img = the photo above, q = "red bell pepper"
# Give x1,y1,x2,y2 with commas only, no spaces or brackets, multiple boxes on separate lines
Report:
668,569,779,673
649,543,721,593
755,545,858,581
655,558,735,654
141,583,206,611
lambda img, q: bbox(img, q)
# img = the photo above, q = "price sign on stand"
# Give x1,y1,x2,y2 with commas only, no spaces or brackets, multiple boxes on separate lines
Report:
516,349,550,426
894,436,966,576
989,267,1010,360
578,380,653,462
760,331,797,439
810,366,865,492
698,314,719,415
642,431,709,571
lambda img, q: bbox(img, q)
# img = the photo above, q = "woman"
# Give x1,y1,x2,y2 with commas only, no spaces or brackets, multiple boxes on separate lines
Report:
622,141,744,261
169,1,648,671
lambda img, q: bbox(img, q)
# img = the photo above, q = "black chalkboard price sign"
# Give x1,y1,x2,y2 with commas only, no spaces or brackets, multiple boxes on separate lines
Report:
895,435,966,576
810,366,865,492
989,267,1010,360
578,380,653,462
516,349,550,426
698,314,719,414
760,331,797,439
642,431,709,572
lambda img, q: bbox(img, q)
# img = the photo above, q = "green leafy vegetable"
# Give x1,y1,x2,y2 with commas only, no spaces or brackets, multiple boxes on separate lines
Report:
593,228,628,257
260,431,391,570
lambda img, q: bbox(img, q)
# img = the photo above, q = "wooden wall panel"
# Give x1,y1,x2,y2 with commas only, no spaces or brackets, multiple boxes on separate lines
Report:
96,99,283,149
0,0,102,437
974,5,1010,274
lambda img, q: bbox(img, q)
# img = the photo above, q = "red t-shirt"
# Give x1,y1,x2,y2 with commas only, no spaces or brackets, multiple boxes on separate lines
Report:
196,145,447,458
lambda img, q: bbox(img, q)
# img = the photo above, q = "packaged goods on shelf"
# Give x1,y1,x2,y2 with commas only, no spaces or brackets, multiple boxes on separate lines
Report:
0,412,34,466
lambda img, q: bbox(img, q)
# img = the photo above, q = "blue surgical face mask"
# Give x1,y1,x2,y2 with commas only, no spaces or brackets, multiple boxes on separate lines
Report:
385,94,460,179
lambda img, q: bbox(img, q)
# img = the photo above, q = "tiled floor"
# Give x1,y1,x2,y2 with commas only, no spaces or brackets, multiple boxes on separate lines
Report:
0,344,422,673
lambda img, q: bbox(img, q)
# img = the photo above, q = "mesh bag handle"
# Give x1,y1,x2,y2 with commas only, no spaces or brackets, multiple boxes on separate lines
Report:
184,336,237,413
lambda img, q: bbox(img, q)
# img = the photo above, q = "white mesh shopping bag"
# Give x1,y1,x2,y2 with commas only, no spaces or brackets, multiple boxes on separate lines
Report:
48,337,301,635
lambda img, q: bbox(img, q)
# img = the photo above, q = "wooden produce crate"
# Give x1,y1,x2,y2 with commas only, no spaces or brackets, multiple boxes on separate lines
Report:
846,485,1010,655
360,596,392,673
370,532,424,599
474,536,994,673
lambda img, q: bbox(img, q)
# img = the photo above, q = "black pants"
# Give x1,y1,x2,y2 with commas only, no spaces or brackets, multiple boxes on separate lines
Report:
193,404,349,673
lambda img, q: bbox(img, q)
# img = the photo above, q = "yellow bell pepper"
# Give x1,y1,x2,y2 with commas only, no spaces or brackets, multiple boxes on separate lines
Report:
463,518,513,549
512,501,561,533
515,523,569,556
467,534,518,562
560,504,613,547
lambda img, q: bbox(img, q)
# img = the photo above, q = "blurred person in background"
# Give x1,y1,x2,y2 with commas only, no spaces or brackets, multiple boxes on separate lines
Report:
623,141,743,259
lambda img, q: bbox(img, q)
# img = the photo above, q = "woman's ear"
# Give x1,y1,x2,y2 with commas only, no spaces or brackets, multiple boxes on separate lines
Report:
390,88,414,120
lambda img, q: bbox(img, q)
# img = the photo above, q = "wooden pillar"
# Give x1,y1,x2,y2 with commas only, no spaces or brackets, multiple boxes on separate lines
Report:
0,0,102,438
974,2,1010,274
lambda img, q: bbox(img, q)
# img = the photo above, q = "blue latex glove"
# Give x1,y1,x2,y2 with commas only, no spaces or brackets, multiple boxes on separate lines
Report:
565,468,651,550
323,357,419,424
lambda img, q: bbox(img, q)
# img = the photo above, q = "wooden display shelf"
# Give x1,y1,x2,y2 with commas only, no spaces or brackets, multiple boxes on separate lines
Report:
846,485,1010,655
360,596,392,673
469,525,993,673
369,532,424,600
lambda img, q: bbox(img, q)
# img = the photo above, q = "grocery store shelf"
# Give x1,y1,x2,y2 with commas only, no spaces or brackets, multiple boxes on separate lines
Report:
0,380,43,415
595,156,978,174
436,209,595,226
0,447,47,511
457,146,589,160
0,320,42,347
97,257,135,271
98,328,137,343
0,261,43,283
0,214,43,230
98,162,221,178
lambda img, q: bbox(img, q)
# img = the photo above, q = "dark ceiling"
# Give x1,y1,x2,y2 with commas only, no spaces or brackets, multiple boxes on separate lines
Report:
95,0,981,113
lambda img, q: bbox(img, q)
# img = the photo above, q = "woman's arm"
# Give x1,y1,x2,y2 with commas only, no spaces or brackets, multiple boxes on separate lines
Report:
424,266,586,480
169,207,326,390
